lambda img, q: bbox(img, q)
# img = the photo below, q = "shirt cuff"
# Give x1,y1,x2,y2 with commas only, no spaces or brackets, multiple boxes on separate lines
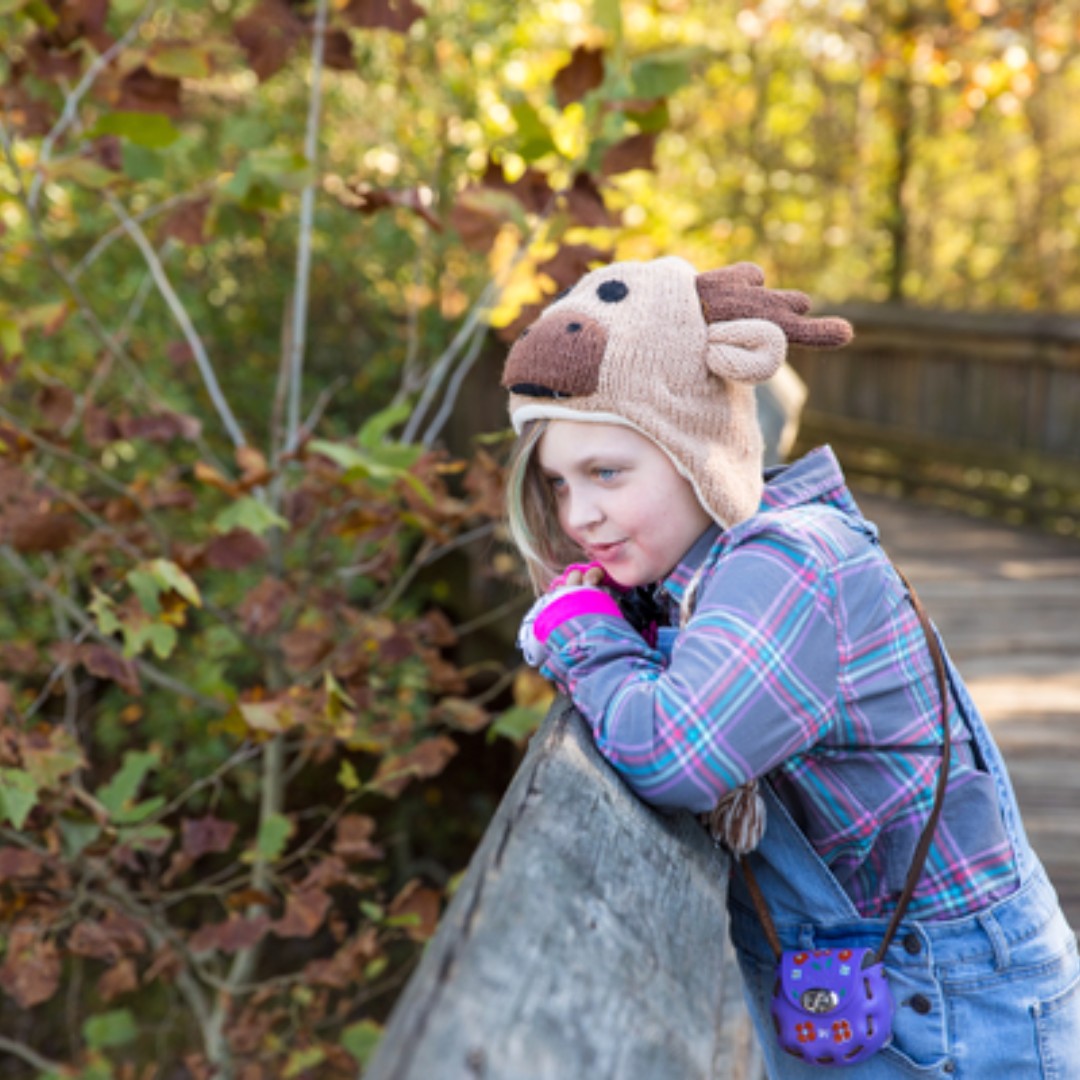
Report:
534,589,624,643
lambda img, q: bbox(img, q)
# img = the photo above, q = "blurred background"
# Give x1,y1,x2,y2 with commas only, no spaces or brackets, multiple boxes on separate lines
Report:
1,0,1079,1075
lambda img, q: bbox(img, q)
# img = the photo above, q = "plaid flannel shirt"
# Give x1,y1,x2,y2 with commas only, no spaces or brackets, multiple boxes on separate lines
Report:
542,446,1019,920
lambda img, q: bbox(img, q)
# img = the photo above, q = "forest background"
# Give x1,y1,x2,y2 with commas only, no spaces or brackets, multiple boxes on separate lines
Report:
2,0,1079,1076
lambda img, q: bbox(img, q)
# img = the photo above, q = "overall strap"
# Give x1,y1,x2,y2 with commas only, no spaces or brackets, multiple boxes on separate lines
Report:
741,569,952,964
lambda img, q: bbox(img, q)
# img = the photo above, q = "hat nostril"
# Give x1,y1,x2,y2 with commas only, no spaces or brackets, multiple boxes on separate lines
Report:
566,322,582,333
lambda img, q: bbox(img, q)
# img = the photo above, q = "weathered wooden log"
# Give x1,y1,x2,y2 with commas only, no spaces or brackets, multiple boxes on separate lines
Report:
364,697,756,1080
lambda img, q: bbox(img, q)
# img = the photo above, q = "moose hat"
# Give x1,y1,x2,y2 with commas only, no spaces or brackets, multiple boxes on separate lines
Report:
502,257,853,528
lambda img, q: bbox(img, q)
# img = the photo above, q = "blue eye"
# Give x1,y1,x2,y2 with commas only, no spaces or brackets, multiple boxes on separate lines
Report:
596,468,619,481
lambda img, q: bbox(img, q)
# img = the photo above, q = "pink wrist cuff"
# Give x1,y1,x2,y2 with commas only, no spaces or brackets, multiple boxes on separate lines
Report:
534,589,623,643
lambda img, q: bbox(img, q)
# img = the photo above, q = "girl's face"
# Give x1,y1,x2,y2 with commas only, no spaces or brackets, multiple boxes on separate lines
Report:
536,420,713,588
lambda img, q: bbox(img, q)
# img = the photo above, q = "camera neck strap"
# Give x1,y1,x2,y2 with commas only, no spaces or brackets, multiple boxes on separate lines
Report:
740,569,952,966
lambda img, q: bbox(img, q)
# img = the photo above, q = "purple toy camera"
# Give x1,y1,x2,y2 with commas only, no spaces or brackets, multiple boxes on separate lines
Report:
770,947,894,1067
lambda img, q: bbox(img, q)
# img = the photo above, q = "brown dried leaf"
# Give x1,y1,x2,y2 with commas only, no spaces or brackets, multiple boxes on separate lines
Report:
331,815,383,861
189,914,271,955
478,161,554,216
553,46,605,109
342,0,425,33
36,384,75,429
11,510,78,554
0,642,37,675
234,0,307,82
238,577,292,636
0,924,60,1008
205,528,268,571
67,911,148,963
537,243,611,293
281,627,333,673
82,644,141,696
436,697,489,733
601,132,657,176
271,887,332,939
449,188,507,252
98,957,138,1003
388,879,440,942
181,815,238,860
118,411,202,443
322,29,355,71
564,173,616,228
0,846,46,879
372,735,457,797
118,65,182,117
337,182,442,232
194,460,240,496
160,196,210,246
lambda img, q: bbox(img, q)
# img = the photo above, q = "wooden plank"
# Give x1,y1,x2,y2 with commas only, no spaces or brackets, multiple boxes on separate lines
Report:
364,699,754,1080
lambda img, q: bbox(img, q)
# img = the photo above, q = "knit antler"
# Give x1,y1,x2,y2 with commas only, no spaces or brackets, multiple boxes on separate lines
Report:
696,263,853,349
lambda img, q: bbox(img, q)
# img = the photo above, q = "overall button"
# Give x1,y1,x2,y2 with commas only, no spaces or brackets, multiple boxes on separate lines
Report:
902,933,922,955
909,994,932,1015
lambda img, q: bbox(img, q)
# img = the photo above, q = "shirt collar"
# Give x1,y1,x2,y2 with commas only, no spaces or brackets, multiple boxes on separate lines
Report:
659,445,862,605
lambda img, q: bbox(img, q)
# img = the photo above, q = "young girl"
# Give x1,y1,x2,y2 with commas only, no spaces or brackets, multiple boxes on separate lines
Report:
503,257,1080,1076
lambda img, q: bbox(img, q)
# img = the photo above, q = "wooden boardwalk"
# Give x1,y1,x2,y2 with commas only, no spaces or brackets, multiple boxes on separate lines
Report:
855,488,1080,928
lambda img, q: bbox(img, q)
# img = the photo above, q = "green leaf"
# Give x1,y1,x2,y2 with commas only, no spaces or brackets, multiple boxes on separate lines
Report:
631,48,706,100
115,822,173,850
341,1020,382,1066
144,558,202,607
0,768,38,829
86,112,182,150
48,157,119,190
97,750,159,818
23,0,58,28
89,589,122,636
283,1047,326,1078
0,317,22,358
147,45,211,80
213,496,288,537
0,0,30,16
253,812,293,862
594,0,623,40
58,815,102,859
84,1009,137,1050
111,795,166,825
357,402,412,449
487,705,544,745
337,759,360,792
122,143,165,182
510,100,556,162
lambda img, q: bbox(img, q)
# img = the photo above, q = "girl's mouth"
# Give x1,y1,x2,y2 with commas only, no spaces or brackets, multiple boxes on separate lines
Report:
589,540,627,560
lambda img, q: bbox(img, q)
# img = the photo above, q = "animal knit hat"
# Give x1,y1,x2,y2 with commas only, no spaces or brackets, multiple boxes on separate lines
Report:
503,257,854,528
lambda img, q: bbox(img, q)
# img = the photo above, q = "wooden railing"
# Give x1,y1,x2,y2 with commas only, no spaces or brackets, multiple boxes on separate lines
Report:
789,304,1080,527
363,699,761,1080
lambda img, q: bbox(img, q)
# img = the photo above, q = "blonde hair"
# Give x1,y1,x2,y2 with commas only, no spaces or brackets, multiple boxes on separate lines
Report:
505,420,584,595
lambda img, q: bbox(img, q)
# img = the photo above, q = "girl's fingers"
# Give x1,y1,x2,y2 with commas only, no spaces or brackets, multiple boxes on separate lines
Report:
583,566,605,587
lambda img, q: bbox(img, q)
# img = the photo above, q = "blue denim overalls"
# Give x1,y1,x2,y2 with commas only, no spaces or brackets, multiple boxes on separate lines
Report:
726,640,1080,1078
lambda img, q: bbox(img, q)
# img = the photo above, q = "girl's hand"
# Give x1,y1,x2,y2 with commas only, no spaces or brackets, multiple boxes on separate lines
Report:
518,568,625,668
550,562,610,591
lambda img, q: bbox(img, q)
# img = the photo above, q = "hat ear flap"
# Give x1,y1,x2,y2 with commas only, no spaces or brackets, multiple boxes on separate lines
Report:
705,319,786,384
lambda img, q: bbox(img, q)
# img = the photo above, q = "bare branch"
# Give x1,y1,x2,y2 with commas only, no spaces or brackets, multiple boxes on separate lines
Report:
0,128,232,475
401,278,499,444
27,0,161,211
1,546,228,713
104,191,249,450
72,189,211,280
420,318,487,447
283,0,331,456
0,1034,67,1076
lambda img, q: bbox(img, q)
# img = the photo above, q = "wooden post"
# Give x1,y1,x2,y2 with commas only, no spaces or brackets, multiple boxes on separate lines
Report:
364,698,758,1080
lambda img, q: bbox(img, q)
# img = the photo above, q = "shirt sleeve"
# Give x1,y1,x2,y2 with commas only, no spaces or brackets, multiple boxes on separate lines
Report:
541,532,840,813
